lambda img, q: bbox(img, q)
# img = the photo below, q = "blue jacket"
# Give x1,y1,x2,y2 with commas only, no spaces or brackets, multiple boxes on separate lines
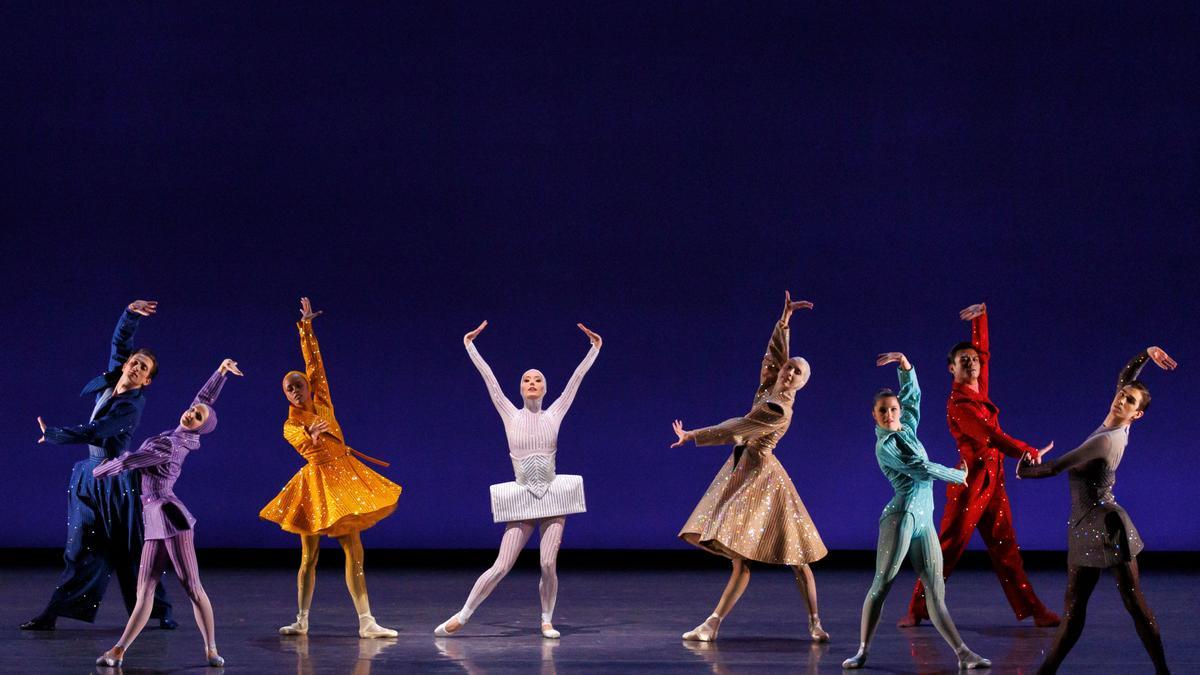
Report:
43,310,148,459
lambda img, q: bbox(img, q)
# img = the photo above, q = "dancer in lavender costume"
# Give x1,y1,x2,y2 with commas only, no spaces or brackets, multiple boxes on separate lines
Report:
94,359,243,669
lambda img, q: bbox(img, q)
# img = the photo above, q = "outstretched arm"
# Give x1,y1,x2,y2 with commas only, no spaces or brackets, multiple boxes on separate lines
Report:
1017,434,1109,479
547,324,601,416
297,297,332,407
951,401,1047,460
40,399,141,446
878,438,967,484
192,359,242,408
1119,346,1177,388
92,436,173,478
107,300,157,371
672,415,775,448
464,321,517,418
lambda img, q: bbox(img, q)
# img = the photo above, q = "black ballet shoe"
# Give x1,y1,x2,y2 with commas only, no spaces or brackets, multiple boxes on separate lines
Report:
158,617,179,630
19,614,56,631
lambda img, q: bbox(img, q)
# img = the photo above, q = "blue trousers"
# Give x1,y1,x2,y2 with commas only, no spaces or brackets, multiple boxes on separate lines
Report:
42,457,173,623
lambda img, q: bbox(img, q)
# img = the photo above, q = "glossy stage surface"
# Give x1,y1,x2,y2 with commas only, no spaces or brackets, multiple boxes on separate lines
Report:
5,561,1196,673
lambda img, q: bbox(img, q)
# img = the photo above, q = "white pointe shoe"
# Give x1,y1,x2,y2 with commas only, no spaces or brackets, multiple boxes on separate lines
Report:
541,622,561,639
358,614,398,638
279,612,309,636
434,613,465,637
956,645,992,670
206,646,226,667
809,614,830,642
682,614,721,642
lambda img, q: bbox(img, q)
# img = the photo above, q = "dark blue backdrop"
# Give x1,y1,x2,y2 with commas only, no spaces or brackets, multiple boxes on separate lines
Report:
3,3,1197,551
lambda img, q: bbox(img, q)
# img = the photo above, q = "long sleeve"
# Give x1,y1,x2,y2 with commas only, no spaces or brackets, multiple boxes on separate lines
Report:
951,401,1038,460
466,342,517,418
43,399,141,446
192,368,227,407
92,436,173,478
898,366,920,432
691,416,776,447
547,344,600,416
972,311,990,396
284,418,314,453
297,320,332,408
1018,434,1111,479
107,309,142,372
879,438,967,484
1117,350,1150,389
758,319,790,393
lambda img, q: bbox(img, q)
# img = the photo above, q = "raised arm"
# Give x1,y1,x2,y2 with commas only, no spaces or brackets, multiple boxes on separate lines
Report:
878,437,967,484
296,298,331,407
547,323,602,416
1018,434,1110,479
107,300,157,371
759,292,812,394
878,353,918,430
959,303,989,395
464,322,517,418
41,399,141,446
92,436,173,478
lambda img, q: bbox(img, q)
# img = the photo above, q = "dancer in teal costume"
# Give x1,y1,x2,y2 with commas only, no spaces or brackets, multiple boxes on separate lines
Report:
843,353,989,670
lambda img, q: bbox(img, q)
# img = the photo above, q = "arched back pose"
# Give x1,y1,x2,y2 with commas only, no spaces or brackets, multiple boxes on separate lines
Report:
672,292,830,643
23,301,174,631
1017,346,1176,674
94,359,243,669
842,353,989,670
435,320,601,639
902,303,1059,628
259,298,402,639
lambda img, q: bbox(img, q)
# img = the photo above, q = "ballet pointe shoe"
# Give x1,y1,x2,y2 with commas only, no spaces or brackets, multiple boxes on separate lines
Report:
956,644,992,670
206,646,225,667
682,614,721,642
808,614,830,642
897,611,923,627
842,643,869,669
434,613,465,637
96,646,124,668
279,611,309,636
1032,607,1061,627
541,622,561,639
358,613,398,638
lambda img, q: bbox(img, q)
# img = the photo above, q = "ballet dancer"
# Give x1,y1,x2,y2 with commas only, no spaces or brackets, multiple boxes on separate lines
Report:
260,297,401,638
843,352,989,669
435,320,601,639
672,292,829,643
1017,346,1176,674
94,358,243,668
901,302,1059,627
23,300,174,631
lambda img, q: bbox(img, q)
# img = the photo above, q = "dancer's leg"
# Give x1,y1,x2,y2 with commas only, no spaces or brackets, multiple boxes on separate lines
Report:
905,483,984,624
790,564,828,641
1111,559,1169,674
1037,565,1101,674
976,485,1055,623
164,531,217,652
843,513,913,668
96,540,168,666
682,558,751,641
436,521,535,635
337,531,396,638
538,517,566,637
910,528,988,668
280,534,321,635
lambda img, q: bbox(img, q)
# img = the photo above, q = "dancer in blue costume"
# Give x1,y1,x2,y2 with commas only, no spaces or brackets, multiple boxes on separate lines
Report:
842,352,988,670
21,301,175,631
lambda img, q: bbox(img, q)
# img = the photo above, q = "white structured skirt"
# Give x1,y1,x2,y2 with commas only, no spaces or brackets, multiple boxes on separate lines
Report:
490,474,587,523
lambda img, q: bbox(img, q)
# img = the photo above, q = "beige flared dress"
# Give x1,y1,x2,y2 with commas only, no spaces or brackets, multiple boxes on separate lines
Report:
678,319,827,566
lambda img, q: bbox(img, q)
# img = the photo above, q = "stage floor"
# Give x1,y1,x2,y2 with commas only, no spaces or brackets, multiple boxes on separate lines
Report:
4,564,1195,673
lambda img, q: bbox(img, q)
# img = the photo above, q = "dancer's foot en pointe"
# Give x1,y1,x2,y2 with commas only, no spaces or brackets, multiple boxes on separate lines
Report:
358,613,397,638
809,614,830,642
682,613,721,642
279,610,309,636
206,645,225,667
541,622,560,639
434,613,466,637
95,646,125,668
956,644,991,670
842,643,868,669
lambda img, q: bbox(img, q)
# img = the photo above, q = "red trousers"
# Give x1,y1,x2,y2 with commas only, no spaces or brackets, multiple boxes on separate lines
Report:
907,462,1048,620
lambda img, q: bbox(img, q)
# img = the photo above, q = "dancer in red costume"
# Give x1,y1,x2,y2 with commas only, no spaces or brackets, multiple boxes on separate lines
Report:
899,303,1060,627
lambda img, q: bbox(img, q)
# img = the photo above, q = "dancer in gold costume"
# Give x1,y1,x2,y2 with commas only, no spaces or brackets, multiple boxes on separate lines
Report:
260,297,401,638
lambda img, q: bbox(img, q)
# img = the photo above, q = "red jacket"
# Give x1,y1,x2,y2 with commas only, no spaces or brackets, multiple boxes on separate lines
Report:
946,312,1038,468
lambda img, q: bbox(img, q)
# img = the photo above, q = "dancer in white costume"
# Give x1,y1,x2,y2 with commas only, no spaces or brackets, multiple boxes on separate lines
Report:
436,320,601,639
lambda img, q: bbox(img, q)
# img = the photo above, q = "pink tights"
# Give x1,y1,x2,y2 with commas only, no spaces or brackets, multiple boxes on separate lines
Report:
118,530,216,651
460,517,565,623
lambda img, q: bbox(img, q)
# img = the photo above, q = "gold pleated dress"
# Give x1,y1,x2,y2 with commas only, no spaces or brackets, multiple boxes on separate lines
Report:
259,320,401,538
678,320,827,566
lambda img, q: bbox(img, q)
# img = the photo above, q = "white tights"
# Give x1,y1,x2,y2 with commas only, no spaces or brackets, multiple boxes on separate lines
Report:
459,517,565,623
